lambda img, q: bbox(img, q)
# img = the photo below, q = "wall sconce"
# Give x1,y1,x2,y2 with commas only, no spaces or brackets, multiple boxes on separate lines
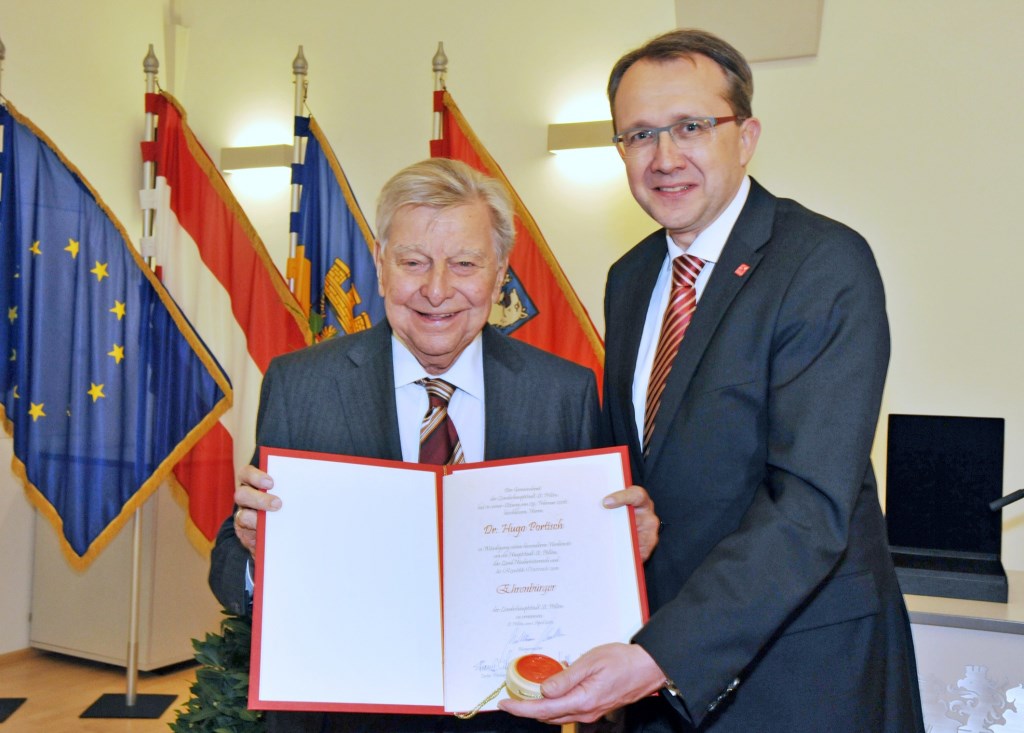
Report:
547,120,614,153
219,144,293,172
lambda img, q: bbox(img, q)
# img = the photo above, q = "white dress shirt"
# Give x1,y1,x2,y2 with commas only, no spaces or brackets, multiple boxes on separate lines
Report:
392,333,486,464
632,176,751,443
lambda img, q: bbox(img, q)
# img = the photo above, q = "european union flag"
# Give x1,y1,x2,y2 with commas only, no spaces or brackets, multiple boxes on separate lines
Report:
291,115,383,339
0,102,230,567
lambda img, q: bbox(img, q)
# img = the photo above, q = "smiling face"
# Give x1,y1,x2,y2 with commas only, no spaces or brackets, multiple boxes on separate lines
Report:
376,200,507,375
613,55,760,247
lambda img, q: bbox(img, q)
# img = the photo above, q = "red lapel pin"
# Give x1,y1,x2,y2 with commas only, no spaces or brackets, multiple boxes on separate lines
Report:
734,263,750,277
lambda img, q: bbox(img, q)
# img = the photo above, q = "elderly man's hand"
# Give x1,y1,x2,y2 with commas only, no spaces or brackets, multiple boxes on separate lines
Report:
603,484,659,562
232,464,280,557
498,642,665,724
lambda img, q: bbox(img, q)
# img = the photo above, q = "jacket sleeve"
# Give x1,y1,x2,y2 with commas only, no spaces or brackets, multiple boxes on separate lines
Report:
207,358,289,617
208,513,251,616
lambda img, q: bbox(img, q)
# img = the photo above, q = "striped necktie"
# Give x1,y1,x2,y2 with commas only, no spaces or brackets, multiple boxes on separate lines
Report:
416,378,465,466
643,254,705,455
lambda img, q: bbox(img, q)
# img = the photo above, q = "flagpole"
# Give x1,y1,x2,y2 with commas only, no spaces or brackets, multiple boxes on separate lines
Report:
80,42,177,721
285,45,313,315
126,42,160,705
141,45,158,268
284,42,311,311
288,46,307,286
432,41,447,140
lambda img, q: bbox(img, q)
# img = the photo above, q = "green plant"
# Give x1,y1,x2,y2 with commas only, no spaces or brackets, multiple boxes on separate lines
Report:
170,612,264,732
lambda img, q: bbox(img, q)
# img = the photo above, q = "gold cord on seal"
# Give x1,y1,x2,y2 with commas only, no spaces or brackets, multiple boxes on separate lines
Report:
453,682,506,719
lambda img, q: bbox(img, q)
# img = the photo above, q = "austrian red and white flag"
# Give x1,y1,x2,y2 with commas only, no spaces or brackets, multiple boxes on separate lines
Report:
141,91,310,547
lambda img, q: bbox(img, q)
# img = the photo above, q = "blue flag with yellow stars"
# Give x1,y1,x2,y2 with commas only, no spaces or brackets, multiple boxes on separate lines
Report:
290,115,384,341
0,101,230,567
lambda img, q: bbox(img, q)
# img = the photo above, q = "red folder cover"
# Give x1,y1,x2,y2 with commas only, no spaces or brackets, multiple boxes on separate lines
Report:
250,445,647,714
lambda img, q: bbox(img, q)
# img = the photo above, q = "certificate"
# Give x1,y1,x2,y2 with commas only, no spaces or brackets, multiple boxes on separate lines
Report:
249,446,647,715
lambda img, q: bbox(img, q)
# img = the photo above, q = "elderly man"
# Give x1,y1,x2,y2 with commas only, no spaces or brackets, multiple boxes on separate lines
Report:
500,29,924,733
209,157,658,733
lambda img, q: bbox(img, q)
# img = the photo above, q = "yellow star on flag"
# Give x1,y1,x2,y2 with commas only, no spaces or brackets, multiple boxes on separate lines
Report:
12,386,19,399
7,306,17,324
91,261,109,282
87,383,106,402
29,403,46,422
29,241,41,256
65,239,80,258
110,301,126,320
108,344,125,364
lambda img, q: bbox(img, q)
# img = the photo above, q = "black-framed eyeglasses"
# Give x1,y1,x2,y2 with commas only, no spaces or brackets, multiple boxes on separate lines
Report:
612,116,741,157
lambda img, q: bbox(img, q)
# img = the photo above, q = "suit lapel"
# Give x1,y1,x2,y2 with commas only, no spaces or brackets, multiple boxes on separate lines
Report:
331,321,403,460
481,326,527,461
644,180,776,466
609,232,666,466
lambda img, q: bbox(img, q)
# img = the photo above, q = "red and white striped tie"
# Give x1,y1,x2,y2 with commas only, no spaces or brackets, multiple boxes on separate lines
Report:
643,254,705,455
417,378,465,466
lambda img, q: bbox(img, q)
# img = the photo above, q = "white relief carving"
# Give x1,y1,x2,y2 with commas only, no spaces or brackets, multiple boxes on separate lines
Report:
920,665,1020,732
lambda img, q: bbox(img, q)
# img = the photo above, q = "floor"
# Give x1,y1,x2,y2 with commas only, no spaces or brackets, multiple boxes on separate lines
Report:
0,648,197,731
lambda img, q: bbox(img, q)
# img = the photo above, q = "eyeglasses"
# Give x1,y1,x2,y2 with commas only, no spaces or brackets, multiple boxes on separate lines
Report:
612,116,741,158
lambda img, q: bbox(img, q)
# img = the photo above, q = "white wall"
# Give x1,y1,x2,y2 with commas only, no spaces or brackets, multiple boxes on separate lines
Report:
0,0,1021,654
0,436,32,653
748,3,1024,518
165,0,669,325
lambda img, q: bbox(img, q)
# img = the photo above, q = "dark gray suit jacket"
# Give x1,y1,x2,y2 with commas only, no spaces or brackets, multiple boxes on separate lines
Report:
209,321,599,733
604,179,923,732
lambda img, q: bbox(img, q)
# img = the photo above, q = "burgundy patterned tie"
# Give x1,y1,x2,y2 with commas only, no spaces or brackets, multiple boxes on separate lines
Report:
643,254,706,455
416,378,465,466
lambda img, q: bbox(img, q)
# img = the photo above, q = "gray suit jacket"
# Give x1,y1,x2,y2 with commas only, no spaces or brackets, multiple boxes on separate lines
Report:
604,179,923,732
209,321,599,733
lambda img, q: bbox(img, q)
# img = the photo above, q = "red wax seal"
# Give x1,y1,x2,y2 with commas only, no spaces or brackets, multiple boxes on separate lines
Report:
506,654,565,700
515,654,564,683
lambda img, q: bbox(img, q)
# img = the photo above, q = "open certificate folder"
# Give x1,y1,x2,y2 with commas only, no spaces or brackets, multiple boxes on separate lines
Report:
250,445,648,715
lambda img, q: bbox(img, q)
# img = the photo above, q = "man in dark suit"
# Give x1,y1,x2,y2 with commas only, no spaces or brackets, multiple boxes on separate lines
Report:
209,157,658,733
500,29,924,732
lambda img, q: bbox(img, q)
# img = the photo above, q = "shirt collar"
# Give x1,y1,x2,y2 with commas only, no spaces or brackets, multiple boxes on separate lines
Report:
666,175,751,262
392,332,485,399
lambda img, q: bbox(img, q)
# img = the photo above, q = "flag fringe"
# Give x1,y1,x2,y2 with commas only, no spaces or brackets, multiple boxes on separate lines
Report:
2,389,229,570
